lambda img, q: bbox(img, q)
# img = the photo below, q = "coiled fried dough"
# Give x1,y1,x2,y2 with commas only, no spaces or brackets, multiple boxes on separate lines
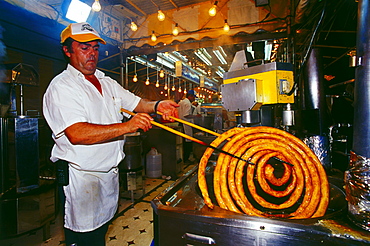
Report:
198,126,329,219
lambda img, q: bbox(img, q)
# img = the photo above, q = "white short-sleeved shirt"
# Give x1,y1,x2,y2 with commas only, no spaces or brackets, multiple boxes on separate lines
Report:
43,64,140,232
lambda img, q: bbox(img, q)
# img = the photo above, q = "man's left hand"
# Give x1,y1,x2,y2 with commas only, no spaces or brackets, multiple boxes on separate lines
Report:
157,100,179,121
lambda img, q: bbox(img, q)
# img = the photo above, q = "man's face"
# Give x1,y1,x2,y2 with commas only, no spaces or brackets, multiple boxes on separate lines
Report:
63,40,100,75
188,95,195,102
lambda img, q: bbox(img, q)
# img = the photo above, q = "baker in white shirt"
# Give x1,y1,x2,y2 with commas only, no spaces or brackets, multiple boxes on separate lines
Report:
43,22,178,246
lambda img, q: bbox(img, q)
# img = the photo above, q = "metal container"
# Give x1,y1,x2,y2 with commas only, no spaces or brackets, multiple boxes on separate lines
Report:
0,117,39,194
193,115,215,131
120,132,143,171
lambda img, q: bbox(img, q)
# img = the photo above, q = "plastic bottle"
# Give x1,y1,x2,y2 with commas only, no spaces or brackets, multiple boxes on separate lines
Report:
146,147,162,178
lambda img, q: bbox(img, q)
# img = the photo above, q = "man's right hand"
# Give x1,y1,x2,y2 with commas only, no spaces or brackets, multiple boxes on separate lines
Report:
125,113,153,132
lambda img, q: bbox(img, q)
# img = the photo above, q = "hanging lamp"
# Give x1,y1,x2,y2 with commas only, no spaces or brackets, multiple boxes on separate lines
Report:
164,73,168,90
151,31,157,42
223,19,230,32
209,1,218,16
157,9,165,21
156,70,160,87
130,21,138,32
178,80,182,93
145,64,150,85
171,76,175,91
92,0,101,12
173,23,179,36
133,59,138,82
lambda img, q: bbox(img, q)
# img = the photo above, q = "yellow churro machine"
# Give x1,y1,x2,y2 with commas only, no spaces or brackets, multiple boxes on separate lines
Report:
221,50,295,129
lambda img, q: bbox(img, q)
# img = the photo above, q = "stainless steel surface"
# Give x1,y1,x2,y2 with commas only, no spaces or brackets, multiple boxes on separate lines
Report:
221,79,259,111
193,115,215,131
152,166,370,246
1,117,39,194
241,110,260,124
199,104,223,131
282,104,295,126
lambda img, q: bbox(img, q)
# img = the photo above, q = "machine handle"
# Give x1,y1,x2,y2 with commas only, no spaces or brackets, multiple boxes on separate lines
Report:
182,232,216,245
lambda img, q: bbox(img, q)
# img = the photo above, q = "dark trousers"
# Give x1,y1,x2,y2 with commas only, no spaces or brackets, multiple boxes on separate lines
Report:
183,141,193,162
59,186,109,246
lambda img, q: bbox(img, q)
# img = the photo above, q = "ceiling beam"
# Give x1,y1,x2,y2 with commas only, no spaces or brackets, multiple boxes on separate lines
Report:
125,0,147,16
168,0,178,9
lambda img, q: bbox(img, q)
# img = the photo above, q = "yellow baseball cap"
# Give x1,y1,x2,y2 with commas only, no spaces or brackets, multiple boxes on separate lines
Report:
61,22,106,44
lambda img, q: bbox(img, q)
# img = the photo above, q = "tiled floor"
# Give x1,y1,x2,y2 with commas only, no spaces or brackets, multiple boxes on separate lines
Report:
0,165,194,246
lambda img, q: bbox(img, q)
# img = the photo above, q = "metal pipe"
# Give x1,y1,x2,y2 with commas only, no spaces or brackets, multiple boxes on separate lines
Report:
345,0,370,232
119,47,126,89
353,0,370,157
303,48,329,135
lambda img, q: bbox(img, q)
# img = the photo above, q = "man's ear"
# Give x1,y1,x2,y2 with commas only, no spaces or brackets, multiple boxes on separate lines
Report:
62,46,71,58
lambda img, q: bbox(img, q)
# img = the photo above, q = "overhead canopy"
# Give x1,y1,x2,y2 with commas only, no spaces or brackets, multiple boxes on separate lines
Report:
121,0,289,50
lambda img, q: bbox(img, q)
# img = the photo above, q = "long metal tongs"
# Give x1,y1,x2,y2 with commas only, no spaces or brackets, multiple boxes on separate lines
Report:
155,110,293,167
120,108,252,164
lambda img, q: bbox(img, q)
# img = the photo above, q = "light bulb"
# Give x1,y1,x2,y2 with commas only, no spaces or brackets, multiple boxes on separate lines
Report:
92,0,101,12
209,2,217,17
145,78,150,85
223,20,230,32
172,85,175,91
151,31,157,42
130,21,138,32
173,24,179,36
184,88,187,94
133,74,138,82
160,91,164,94
159,69,164,78
178,87,182,93
157,10,165,21
164,84,168,90
156,81,160,87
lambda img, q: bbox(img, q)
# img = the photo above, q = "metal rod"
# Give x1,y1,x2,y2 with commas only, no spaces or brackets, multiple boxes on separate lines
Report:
120,108,252,164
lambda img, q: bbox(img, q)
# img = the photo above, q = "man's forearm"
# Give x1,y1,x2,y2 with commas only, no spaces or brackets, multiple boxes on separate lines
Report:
64,122,130,145
134,99,156,113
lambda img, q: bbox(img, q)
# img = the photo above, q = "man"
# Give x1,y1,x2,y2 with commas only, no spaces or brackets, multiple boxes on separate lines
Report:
178,89,200,163
43,22,178,246
192,101,201,115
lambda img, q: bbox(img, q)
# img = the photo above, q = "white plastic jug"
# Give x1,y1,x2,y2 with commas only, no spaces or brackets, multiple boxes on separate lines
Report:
146,147,162,178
